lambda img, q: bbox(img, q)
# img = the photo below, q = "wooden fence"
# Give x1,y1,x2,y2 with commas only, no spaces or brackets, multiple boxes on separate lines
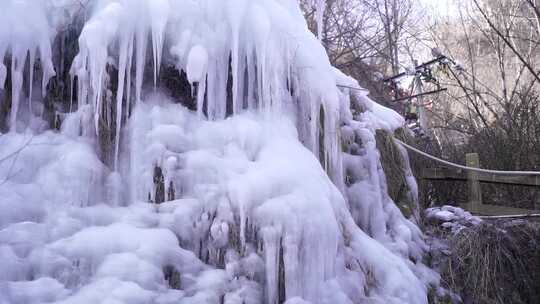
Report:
395,138,540,216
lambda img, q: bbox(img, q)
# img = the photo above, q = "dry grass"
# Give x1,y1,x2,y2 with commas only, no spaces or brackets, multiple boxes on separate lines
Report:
443,221,540,304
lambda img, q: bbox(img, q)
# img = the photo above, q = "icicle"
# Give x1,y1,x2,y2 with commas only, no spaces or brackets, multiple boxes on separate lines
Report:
239,200,246,252
206,59,216,120
125,37,134,120
28,48,35,116
0,65,6,90
93,68,104,136
69,74,74,112
70,54,84,110
283,234,300,299
231,40,240,114
236,48,246,110
148,0,170,89
38,38,55,99
114,34,131,171
72,2,123,134
227,0,248,115
9,47,26,132
0,46,6,87
218,54,229,118
205,47,229,120
315,0,325,40
134,21,148,105
262,226,281,304
310,97,319,155
196,77,207,118
246,48,256,110
250,4,271,111
78,71,89,112
186,45,208,118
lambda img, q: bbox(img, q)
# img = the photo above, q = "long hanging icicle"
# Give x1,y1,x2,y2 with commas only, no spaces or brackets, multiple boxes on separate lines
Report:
186,45,208,118
149,0,170,89
227,0,248,115
70,0,171,169
114,33,131,171
9,47,25,132
134,21,148,105
315,0,326,39
250,4,271,112
124,36,134,121
28,49,35,116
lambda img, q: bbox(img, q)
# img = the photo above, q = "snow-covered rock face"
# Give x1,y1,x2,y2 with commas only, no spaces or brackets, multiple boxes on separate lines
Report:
0,1,436,304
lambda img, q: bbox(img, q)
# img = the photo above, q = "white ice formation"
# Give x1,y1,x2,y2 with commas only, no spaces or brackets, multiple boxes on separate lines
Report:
0,1,439,303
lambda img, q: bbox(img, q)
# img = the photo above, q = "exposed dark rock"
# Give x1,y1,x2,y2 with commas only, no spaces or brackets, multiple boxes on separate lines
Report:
153,165,165,204
163,265,181,289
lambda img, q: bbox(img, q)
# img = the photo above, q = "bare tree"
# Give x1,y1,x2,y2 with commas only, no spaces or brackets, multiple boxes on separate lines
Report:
425,0,540,208
300,0,427,106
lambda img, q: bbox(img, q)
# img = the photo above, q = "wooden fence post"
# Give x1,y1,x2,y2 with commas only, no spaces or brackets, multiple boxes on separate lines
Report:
466,153,482,212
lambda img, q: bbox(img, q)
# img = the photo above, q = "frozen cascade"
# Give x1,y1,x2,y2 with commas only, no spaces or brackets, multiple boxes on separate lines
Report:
0,1,440,304
66,0,342,174
67,0,171,168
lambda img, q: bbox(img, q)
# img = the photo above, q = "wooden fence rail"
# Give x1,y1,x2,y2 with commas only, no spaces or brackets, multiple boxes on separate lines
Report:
394,139,540,216
422,167,540,187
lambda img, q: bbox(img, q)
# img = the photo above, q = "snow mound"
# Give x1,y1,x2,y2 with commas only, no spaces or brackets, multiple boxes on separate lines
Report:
426,206,482,234
334,68,404,131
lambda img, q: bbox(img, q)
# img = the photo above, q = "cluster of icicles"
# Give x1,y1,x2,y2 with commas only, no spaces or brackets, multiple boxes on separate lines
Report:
0,0,55,131
0,0,337,179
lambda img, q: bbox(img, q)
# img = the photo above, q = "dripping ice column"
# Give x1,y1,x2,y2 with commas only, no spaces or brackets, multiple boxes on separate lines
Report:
148,0,170,88
227,0,248,115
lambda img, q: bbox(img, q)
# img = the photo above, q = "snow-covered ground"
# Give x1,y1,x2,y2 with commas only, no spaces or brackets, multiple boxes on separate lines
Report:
1,0,439,303
425,205,482,235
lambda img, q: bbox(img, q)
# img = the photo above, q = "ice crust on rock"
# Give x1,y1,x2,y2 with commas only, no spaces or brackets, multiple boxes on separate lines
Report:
0,1,438,303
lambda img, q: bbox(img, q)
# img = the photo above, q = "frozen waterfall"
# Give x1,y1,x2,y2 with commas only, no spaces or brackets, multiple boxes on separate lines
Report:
0,1,439,303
